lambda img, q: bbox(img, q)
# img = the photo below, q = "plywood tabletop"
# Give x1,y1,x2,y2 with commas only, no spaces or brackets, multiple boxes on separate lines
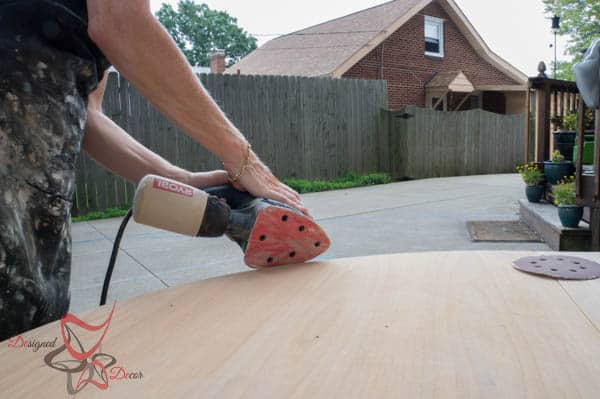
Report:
1,251,600,398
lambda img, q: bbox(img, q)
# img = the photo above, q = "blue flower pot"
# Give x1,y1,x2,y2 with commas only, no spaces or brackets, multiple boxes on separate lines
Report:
543,161,574,185
558,205,583,228
525,185,545,203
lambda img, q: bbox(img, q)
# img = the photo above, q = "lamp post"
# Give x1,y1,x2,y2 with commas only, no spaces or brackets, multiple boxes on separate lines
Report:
551,15,560,79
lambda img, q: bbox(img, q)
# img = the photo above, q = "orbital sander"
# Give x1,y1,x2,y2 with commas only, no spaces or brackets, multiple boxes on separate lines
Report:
132,175,330,268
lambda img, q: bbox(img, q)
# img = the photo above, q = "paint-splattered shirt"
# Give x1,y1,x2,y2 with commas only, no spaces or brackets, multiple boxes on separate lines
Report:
0,0,110,85
0,0,109,340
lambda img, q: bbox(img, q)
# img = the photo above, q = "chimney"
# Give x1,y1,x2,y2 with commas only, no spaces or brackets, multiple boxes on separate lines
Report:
210,50,226,74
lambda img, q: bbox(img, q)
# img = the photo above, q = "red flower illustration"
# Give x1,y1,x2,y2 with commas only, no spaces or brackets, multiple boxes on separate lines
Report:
60,303,116,361
44,304,118,394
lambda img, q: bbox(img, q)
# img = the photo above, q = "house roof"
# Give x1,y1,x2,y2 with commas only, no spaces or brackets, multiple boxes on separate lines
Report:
228,0,424,77
227,0,527,84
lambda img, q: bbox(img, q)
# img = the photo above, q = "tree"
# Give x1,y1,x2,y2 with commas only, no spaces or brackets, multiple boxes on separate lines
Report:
543,0,600,80
553,60,576,81
156,1,257,67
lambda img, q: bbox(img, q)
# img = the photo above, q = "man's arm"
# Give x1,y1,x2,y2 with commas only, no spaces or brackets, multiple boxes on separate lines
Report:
83,72,229,188
86,0,307,215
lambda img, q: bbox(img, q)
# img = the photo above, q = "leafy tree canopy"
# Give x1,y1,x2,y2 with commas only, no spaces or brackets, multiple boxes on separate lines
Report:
543,0,600,80
156,1,257,67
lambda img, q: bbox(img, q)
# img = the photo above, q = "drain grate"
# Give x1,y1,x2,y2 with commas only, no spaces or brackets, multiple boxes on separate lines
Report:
466,221,541,242
513,255,600,280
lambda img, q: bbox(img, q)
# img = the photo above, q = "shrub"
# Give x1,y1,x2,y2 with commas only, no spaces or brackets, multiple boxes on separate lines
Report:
563,113,578,131
553,176,576,206
562,110,596,131
551,150,565,162
515,163,545,186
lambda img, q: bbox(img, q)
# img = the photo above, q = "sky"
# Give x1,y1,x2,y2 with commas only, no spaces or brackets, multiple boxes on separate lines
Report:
149,0,571,76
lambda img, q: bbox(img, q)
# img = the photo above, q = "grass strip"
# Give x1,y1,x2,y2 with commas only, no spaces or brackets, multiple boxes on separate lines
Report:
283,173,393,194
72,173,393,222
72,205,131,223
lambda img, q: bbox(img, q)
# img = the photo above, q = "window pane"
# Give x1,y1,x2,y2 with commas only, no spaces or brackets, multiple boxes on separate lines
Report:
425,38,439,53
424,18,443,55
425,23,439,39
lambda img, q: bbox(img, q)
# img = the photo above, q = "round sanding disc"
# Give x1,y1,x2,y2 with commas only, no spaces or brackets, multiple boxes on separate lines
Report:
513,255,600,280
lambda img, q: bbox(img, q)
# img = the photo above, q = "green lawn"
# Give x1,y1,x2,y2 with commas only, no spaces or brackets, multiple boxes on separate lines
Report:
72,173,393,222
282,173,393,194
72,205,132,223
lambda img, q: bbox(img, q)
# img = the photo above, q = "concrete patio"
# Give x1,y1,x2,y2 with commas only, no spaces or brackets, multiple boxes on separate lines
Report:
70,173,550,314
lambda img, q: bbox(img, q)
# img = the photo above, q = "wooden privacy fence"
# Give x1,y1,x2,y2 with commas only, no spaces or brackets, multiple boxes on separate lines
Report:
73,73,525,215
73,72,388,215
386,106,526,179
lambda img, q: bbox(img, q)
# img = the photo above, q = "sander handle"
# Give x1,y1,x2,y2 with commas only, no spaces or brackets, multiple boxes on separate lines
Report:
204,185,257,209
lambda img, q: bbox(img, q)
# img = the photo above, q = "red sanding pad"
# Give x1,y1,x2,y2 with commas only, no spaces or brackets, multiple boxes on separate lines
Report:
244,206,330,268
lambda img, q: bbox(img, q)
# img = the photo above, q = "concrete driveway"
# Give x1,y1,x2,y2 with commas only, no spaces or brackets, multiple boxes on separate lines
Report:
70,173,550,314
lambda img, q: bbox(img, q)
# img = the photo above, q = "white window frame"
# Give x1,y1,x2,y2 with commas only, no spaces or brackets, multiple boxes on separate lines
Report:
424,16,444,58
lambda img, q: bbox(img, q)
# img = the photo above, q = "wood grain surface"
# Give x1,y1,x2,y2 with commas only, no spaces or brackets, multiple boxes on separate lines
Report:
1,251,599,398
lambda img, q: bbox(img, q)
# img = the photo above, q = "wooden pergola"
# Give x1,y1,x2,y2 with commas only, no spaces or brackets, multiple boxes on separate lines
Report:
425,71,477,111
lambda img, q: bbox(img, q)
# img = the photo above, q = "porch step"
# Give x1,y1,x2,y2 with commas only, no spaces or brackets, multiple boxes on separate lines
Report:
519,199,591,251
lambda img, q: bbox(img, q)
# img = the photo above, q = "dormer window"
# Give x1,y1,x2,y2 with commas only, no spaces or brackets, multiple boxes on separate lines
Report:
425,16,444,57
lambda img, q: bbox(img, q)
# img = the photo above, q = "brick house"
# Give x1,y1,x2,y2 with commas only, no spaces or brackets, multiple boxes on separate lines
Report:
227,0,527,114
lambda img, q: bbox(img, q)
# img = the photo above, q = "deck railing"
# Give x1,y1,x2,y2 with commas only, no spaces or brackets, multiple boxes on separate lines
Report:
525,76,580,163
525,72,600,249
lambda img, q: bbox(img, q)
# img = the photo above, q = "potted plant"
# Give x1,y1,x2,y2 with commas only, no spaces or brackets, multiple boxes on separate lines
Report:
553,176,583,228
544,150,574,185
552,114,576,161
516,163,545,202
566,111,597,164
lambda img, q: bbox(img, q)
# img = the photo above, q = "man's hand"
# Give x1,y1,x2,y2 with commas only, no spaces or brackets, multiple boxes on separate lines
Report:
224,151,309,217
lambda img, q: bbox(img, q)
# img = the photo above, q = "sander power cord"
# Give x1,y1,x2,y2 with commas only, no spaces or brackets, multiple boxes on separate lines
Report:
100,209,133,306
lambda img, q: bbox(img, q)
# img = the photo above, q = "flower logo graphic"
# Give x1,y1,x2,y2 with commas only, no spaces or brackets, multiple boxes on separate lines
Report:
44,304,117,394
